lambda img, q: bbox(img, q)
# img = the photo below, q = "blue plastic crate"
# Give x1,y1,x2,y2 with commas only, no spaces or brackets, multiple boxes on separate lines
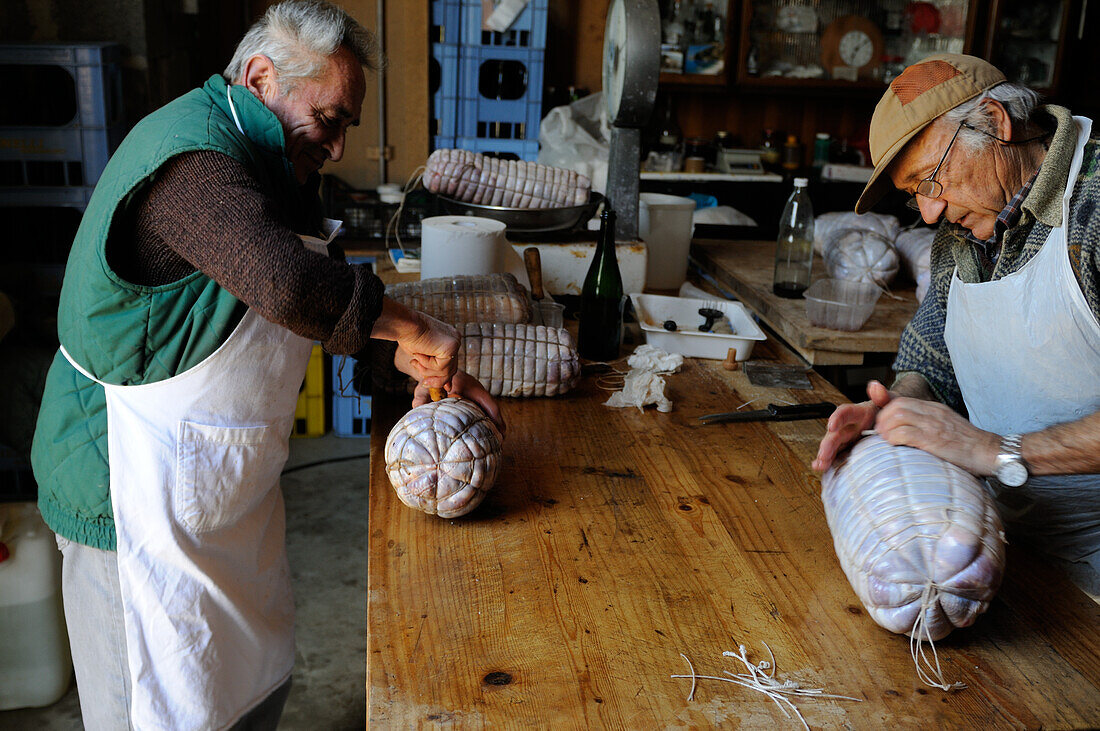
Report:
0,42,124,129
331,355,371,438
430,43,460,142
431,135,458,153
430,0,463,45
460,0,548,49
454,45,544,148
450,137,540,160
0,124,124,188
344,254,376,267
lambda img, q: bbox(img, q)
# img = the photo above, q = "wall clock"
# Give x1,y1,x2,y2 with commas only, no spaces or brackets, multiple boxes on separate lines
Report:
820,15,884,80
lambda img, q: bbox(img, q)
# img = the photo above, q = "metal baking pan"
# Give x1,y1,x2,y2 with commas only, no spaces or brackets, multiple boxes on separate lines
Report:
435,191,605,233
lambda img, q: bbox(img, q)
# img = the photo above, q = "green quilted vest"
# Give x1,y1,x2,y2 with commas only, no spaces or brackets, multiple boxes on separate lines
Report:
31,75,320,550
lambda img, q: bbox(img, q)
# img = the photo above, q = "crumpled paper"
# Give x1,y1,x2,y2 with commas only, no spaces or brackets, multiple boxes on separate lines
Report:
604,345,684,413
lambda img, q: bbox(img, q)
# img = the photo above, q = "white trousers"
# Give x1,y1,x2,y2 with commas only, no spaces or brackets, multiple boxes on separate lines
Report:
54,535,291,730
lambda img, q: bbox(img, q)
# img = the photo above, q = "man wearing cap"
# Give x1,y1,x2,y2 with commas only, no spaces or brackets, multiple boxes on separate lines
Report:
813,54,1100,593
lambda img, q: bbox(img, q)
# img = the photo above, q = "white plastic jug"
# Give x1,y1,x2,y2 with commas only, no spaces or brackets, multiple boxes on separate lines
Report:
639,193,696,290
0,502,72,710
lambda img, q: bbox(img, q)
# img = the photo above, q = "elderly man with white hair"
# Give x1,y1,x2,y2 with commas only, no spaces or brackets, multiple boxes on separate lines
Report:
31,2,500,728
814,54,1100,598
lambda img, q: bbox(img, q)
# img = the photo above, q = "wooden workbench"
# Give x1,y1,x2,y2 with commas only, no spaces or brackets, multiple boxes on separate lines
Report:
691,239,919,366
365,335,1100,727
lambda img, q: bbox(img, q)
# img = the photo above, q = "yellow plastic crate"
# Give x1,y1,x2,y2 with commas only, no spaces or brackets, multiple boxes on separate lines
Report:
292,344,326,437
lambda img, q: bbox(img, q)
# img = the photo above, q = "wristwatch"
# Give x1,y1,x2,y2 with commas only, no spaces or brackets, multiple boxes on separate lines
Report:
994,434,1029,487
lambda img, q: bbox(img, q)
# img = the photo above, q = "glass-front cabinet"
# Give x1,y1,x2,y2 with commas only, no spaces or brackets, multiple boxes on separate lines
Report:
735,0,979,88
984,0,1079,94
654,0,1085,99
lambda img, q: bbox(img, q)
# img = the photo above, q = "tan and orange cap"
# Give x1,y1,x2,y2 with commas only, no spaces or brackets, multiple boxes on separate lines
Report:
855,54,1006,213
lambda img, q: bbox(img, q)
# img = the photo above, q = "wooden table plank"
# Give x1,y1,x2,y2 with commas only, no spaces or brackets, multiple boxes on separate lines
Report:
366,341,1100,727
691,238,919,366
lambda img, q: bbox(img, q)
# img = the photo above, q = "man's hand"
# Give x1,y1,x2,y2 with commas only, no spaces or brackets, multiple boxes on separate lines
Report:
397,312,459,389
412,370,505,435
874,397,999,476
373,298,460,389
812,380,893,471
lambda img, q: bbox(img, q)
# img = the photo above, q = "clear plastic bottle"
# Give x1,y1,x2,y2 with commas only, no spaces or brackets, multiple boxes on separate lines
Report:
772,177,815,298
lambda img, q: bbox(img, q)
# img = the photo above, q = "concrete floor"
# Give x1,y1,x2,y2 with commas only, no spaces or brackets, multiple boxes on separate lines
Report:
0,433,371,731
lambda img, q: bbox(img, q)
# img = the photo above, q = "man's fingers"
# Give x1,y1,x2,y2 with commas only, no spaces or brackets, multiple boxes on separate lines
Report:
813,441,838,471
867,380,892,408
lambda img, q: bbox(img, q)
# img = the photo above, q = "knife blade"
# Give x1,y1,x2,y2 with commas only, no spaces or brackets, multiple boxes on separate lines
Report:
698,401,836,425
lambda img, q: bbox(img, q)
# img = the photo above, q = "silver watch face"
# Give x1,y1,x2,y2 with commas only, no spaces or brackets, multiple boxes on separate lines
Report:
996,458,1028,487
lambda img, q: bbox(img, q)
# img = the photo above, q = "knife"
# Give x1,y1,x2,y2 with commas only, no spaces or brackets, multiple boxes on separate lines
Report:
698,401,836,425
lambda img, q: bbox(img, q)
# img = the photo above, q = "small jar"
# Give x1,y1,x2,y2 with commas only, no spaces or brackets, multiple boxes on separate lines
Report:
683,137,710,173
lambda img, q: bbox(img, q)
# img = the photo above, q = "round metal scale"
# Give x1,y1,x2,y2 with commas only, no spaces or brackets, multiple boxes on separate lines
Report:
602,0,660,240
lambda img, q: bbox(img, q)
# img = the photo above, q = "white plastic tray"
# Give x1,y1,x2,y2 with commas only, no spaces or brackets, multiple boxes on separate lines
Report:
630,293,766,360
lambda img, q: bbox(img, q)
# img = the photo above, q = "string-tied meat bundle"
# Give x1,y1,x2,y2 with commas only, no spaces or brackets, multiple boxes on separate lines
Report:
821,435,1006,690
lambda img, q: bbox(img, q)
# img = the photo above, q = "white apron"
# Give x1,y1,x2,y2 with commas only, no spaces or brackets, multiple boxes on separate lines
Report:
944,116,1100,563
60,225,339,730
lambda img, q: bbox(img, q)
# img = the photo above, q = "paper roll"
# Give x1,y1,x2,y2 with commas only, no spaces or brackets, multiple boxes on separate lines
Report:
420,216,507,281
419,216,531,288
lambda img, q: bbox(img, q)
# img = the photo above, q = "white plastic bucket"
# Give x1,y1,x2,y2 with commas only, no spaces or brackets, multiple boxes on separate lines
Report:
639,193,696,290
0,503,72,710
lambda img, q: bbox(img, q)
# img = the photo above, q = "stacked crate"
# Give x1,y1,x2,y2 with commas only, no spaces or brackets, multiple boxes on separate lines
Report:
329,254,375,437
0,43,125,345
292,344,327,438
331,354,372,438
0,43,124,208
430,0,548,161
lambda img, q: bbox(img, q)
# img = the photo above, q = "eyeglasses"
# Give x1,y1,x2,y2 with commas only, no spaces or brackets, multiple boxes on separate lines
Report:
905,121,1051,211
905,121,968,211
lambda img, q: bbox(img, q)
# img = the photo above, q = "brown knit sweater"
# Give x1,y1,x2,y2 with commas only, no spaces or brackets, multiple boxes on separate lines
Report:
105,150,385,356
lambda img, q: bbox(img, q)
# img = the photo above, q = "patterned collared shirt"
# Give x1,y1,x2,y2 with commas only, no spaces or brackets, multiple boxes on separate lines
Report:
967,165,1041,276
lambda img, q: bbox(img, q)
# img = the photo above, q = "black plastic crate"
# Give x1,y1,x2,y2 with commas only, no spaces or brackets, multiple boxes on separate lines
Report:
323,177,440,241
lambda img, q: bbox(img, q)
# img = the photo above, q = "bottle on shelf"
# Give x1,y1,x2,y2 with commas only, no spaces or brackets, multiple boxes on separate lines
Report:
772,177,815,299
693,2,716,43
677,0,698,51
812,132,831,176
759,128,781,172
646,93,683,172
578,207,625,362
663,0,685,45
781,134,802,173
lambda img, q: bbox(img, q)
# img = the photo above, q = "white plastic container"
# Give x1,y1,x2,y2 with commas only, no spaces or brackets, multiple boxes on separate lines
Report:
803,278,882,331
0,502,73,710
639,193,696,290
630,293,766,360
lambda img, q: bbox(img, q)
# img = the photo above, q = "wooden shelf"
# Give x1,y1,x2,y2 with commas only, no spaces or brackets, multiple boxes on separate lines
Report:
659,71,728,88
735,76,886,93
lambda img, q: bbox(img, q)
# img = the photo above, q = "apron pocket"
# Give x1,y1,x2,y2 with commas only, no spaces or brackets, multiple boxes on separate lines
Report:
175,420,286,534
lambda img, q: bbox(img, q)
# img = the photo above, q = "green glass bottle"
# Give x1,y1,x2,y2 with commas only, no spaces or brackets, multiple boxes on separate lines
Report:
578,207,624,361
